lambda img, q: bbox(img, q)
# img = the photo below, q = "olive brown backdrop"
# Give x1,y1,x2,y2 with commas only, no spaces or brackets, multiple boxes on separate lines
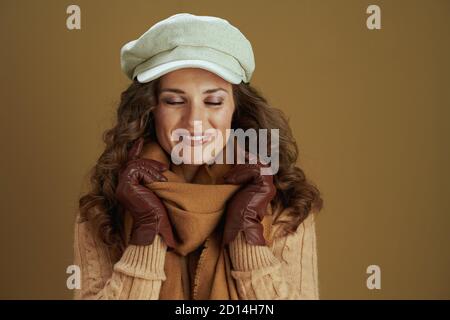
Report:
0,0,449,299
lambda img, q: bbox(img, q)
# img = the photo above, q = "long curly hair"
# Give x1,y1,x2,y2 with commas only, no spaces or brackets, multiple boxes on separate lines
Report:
78,78,323,251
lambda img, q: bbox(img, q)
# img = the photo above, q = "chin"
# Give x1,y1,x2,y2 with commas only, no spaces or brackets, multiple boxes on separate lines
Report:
169,141,225,165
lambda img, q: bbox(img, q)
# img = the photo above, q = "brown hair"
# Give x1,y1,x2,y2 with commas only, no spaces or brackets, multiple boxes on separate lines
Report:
78,78,323,251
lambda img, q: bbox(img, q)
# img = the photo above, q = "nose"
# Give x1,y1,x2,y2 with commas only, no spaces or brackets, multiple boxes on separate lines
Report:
184,99,208,132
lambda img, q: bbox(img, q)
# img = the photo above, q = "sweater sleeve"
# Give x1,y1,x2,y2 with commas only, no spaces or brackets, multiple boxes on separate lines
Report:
228,213,319,300
72,215,167,300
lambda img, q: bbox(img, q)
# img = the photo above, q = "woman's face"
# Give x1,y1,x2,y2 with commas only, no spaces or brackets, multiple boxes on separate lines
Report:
153,68,235,164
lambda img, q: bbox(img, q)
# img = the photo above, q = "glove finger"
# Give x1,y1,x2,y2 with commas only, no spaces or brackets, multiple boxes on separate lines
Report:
159,217,177,248
138,166,168,184
127,163,167,184
223,164,260,185
133,158,169,172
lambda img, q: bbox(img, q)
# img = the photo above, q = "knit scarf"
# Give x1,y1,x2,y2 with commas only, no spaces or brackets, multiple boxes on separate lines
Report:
122,140,274,300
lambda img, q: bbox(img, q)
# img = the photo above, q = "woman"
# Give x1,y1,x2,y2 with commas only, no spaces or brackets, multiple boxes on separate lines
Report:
73,13,322,300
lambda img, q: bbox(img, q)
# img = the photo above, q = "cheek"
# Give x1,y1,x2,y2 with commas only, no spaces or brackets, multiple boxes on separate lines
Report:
209,105,234,131
207,106,234,151
153,108,179,152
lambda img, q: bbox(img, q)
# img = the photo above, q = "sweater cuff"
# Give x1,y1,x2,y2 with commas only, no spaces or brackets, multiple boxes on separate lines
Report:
228,231,280,271
113,234,167,281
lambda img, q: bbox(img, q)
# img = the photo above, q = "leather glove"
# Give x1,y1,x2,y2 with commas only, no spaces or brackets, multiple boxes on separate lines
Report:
222,162,276,246
115,138,176,248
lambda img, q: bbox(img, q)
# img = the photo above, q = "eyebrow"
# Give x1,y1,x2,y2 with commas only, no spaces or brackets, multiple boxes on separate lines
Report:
159,87,229,95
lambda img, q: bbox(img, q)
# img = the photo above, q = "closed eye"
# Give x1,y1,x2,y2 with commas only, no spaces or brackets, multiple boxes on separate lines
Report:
165,101,223,106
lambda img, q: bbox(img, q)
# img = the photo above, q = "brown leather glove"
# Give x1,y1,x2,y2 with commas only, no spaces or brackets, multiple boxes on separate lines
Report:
222,162,276,246
115,138,176,248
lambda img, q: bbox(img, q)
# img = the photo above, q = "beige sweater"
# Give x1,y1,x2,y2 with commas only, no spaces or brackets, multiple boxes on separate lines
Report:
73,213,319,300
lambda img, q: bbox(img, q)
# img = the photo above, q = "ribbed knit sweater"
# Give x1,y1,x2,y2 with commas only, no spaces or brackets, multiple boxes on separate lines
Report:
73,213,319,300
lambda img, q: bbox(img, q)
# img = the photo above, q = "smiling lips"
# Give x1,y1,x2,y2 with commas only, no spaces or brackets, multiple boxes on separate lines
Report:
180,132,215,146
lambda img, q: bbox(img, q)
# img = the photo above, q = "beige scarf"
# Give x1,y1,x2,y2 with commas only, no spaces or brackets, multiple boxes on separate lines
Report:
122,140,274,300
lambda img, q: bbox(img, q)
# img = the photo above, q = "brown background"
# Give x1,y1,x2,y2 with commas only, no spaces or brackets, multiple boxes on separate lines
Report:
0,0,449,299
